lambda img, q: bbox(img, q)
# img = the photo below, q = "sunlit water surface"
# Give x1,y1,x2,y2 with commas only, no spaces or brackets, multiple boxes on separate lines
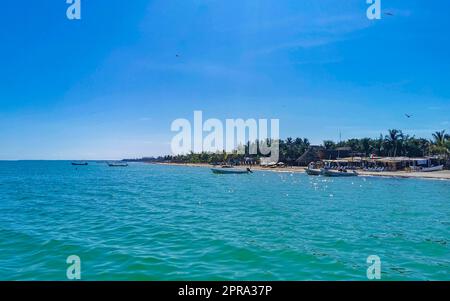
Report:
0,161,449,280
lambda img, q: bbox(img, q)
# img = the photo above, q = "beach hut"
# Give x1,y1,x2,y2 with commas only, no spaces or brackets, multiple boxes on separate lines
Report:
296,146,325,166
322,157,364,170
371,157,430,171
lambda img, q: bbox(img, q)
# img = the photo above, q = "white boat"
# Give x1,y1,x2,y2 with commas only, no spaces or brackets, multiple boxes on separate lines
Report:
211,168,252,174
108,162,129,167
305,168,322,176
420,165,444,172
321,169,358,177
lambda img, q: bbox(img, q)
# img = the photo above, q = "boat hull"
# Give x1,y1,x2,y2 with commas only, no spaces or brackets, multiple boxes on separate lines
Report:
72,163,88,166
321,169,358,177
211,168,250,174
108,163,128,167
305,168,322,176
420,165,444,172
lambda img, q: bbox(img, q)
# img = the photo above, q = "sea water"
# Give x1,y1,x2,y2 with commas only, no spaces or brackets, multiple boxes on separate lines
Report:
0,161,449,280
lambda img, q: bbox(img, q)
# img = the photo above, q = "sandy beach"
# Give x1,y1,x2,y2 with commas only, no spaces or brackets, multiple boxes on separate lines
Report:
357,170,450,180
155,163,450,180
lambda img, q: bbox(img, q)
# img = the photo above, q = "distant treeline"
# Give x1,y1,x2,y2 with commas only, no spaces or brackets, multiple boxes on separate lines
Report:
127,129,450,165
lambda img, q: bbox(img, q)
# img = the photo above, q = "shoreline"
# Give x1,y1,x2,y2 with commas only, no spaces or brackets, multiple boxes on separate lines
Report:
155,163,450,180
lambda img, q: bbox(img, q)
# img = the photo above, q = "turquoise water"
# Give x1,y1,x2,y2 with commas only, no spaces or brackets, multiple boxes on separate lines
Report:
0,161,449,280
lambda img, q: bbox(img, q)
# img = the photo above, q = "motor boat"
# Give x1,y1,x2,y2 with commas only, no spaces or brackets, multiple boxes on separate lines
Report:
71,162,88,166
305,168,322,176
321,169,358,177
211,167,252,174
420,165,444,172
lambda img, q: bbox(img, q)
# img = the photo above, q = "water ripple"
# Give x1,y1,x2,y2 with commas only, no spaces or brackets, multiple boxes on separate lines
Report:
0,161,449,280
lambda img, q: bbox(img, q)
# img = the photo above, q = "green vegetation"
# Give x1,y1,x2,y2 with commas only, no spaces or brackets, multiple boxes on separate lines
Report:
334,129,449,158
151,129,450,165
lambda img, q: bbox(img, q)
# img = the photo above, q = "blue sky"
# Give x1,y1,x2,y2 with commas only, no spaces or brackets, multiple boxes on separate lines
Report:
1,0,449,159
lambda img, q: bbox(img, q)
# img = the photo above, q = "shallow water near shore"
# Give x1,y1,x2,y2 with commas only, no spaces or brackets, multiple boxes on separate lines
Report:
0,161,449,280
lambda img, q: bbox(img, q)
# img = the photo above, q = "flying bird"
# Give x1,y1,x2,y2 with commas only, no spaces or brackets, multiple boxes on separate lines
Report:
405,114,412,118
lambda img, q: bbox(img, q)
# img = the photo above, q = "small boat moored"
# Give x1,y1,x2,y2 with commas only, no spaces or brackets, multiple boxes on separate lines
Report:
419,165,444,172
211,167,252,174
305,162,322,176
305,168,322,176
72,162,88,166
321,168,358,177
107,162,129,167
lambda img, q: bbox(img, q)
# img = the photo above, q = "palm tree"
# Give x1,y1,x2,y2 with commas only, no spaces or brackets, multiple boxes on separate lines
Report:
432,130,447,147
371,134,385,156
385,129,403,157
431,130,449,157
398,134,411,156
419,138,431,157
359,138,372,156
